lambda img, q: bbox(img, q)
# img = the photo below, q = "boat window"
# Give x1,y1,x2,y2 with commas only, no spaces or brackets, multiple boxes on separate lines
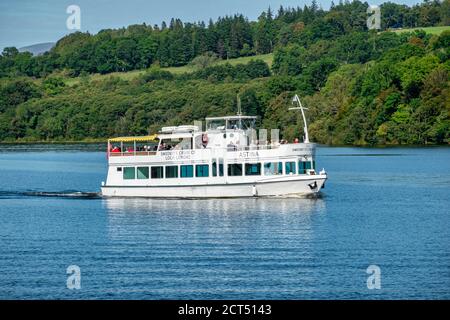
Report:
264,162,283,175
219,159,224,176
212,161,224,177
137,167,149,179
116,167,122,172
151,166,163,179
165,166,178,179
227,119,240,130
228,164,243,176
212,161,217,177
196,165,209,177
180,165,194,178
207,119,226,131
159,138,192,151
245,163,261,176
285,162,296,175
299,161,312,174
123,167,136,180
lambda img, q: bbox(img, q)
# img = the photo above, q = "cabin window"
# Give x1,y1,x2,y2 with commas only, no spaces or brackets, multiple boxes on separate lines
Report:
123,167,136,180
212,161,217,177
180,165,194,178
264,162,283,175
245,163,261,176
212,161,224,177
159,137,192,151
285,162,296,175
165,166,178,178
196,164,209,177
298,161,313,174
151,166,163,179
228,164,243,176
137,167,149,179
116,167,122,172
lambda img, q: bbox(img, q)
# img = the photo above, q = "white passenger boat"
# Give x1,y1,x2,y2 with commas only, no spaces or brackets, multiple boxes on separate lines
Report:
101,95,327,198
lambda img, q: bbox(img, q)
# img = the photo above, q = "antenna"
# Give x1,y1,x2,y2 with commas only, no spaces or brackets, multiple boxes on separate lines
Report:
237,94,242,116
289,94,310,143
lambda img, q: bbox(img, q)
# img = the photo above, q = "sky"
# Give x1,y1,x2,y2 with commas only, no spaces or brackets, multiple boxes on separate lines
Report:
0,0,423,50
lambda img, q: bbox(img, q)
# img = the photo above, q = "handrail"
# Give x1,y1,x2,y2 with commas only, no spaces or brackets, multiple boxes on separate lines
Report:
109,151,157,157
108,144,285,157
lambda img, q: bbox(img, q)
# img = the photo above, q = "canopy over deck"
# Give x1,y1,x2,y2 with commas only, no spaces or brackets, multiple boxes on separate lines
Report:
205,115,258,121
108,134,158,143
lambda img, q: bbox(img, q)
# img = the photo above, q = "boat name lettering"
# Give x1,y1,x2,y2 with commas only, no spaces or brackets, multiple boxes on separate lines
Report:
238,151,260,158
161,150,195,161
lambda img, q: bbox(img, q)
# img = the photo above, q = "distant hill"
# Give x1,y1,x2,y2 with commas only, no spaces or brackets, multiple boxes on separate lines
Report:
19,42,55,56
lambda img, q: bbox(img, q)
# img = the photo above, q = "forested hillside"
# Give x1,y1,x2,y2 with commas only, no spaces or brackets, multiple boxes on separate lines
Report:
0,0,449,145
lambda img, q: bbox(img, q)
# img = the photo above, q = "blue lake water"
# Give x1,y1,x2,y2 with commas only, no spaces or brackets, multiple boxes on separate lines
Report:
0,144,449,299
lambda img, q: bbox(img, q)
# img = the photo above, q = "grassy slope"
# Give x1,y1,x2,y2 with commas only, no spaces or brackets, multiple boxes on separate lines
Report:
64,53,274,86
391,25,450,35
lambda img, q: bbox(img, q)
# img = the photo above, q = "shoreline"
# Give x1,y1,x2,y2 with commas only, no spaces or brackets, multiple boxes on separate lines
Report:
0,140,448,148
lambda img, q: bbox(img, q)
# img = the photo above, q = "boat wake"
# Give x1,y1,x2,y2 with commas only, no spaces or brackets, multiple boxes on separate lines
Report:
269,192,324,199
0,190,101,199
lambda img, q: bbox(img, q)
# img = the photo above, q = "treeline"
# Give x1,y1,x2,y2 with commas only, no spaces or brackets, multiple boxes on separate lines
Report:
0,29,448,145
0,0,448,77
265,30,449,145
0,0,448,145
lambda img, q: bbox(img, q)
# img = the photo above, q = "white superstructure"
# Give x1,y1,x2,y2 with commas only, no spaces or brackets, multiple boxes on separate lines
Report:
101,95,327,198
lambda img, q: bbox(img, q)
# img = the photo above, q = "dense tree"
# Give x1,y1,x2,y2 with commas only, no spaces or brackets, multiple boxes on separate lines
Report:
0,1,448,145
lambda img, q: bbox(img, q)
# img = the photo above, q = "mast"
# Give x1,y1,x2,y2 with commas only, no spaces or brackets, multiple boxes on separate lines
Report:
237,94,242,116
237,94,242,129
289,94,310,143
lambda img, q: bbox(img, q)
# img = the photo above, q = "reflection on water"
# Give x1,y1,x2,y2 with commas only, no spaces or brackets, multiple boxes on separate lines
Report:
104,197,325,215
104,198,326,241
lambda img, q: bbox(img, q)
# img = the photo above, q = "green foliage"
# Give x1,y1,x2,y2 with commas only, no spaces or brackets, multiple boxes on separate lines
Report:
0,1,448,145
190,52,219,69
397,54,440,97
184,60,270,82
1,0,446,78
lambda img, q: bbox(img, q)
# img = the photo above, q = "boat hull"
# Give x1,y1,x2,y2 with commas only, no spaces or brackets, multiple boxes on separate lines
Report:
101,175,327,198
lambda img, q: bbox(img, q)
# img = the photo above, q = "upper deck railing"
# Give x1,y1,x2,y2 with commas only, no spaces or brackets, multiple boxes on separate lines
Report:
109,151,158,157
107,143,302,158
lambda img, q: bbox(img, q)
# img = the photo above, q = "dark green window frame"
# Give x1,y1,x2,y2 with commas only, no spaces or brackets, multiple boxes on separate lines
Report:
285,162,296,175
165,166,178,178
228,163,243,176
180,165,194,178
298,161,312,174
245,163,261,176
212,162,224,177
123,167,136,180
137,167,149,179
151,166,163,179
196,164,209,177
